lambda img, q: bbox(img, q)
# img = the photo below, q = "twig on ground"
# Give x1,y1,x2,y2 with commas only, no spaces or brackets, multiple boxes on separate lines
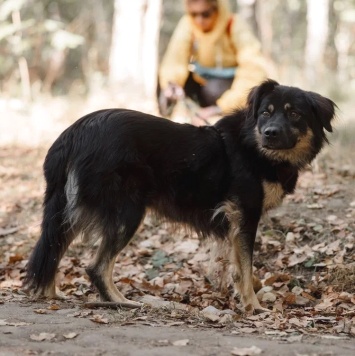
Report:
82,302,142,309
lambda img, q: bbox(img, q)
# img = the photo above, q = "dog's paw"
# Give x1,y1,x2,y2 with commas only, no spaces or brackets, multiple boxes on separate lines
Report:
124,300,143,307
106,296,143,308
244,303,271,315
254,306,271,314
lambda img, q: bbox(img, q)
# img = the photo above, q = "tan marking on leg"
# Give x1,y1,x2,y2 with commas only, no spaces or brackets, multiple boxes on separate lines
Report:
97,257,141,306
40,281,57,299
230,237,267,313
212,200,241,222
262,181,285,212
221,201,267,312
207,239,231,294
212,201,268,312
100,259,125,302
210,201,242,294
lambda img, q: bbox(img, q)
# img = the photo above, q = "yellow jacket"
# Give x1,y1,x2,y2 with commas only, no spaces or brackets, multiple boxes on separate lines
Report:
159,0,267,113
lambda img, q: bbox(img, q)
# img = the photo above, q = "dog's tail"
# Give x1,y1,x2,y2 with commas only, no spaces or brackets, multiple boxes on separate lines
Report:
24,137,74,297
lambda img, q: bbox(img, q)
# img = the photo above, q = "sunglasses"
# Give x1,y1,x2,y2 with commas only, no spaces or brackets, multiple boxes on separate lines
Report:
189,7,216,19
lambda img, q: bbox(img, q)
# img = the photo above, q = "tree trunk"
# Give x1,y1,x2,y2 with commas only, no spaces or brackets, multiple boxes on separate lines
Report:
12,10,31,102
236,0,257,34
109,0,162,100
141,0,162,98
304,0,329,85
254,0,274,58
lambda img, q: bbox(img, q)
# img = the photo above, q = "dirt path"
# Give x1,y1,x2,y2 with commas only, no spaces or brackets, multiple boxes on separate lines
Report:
1,300,354,356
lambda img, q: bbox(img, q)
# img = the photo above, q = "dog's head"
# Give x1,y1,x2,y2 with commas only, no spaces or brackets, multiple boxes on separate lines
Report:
247,79,337,167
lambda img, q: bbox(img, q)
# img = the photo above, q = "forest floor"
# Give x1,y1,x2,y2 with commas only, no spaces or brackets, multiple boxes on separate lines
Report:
0,97,354,355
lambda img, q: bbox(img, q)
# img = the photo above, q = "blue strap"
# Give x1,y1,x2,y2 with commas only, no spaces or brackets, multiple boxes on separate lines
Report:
190,61,236,80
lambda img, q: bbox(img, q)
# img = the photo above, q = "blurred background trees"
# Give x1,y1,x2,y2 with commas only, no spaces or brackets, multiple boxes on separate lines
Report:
1,0,355,106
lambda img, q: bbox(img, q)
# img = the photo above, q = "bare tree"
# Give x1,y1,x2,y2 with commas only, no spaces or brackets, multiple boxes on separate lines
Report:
11,10,31,102
304,0,330,85
254,0,274,58
236,0,257,33
109,0,162,100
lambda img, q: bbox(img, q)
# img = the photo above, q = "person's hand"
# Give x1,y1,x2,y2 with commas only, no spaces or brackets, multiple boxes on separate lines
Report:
159,82,185,117
192,106,222,126
163,82,185,101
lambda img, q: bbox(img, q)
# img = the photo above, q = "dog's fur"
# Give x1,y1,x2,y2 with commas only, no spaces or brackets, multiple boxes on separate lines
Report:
24,80,336,313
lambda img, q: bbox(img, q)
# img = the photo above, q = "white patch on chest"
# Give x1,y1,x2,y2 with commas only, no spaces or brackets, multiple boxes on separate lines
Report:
262,181,285,212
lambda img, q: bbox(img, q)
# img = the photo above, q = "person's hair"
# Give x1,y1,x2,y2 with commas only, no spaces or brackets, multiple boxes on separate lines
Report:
186,0,218,9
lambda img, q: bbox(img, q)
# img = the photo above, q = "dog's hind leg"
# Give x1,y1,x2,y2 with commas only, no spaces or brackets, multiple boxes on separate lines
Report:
86,199,145,304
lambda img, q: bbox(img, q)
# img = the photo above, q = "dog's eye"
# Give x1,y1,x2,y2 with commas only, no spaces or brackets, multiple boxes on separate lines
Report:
290,111,300,119
262,111,270,118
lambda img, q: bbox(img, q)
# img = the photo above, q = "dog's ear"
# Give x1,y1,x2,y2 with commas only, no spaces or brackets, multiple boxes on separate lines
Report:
247,79,280,119
307,92,337,132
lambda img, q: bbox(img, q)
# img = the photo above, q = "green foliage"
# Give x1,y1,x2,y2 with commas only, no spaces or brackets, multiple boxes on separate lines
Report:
0,0,113,95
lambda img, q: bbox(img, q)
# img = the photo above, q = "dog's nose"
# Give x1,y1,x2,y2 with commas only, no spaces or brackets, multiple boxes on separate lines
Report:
264,126,280,138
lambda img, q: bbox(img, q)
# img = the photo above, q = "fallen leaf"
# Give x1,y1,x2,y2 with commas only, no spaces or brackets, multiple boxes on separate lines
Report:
238,327,257,334
219,314,233,324
262,292,276,302
172,339,189,346
133,316,148,321
294,295,311,306
203,312,220,322
315,298,334,311
284,293,296,305
63,332,78,339
287,254,308,267
288,318,309,328
30,333,56,341
306,203,324,209
231,345,262,355
0,320,31,326
201,305,221,315
319,335,350,340
325,240,341,255
174,240,199,254
301,292,317,302
34,309,47,314
47,304,60,310
175,279,193,295
8,254,24,263
89,314,109,324
0,227,20,237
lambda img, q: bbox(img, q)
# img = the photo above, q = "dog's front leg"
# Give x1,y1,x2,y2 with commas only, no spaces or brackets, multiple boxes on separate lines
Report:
230,220,269,314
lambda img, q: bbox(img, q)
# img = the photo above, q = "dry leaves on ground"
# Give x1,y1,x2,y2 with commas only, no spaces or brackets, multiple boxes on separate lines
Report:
0,147,354,337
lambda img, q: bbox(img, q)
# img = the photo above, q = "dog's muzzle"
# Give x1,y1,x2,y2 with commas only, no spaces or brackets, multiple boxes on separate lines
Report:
261,125,296,150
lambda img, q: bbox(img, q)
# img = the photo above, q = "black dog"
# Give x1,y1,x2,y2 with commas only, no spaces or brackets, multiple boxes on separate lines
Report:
24,79,336,313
